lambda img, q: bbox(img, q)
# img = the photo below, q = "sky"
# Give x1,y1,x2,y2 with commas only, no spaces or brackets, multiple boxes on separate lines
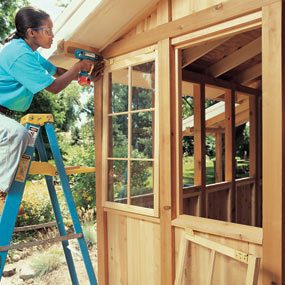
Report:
28,0,69,21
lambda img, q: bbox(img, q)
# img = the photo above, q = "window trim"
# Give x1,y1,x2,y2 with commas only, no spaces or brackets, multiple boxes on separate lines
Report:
102,46,159,217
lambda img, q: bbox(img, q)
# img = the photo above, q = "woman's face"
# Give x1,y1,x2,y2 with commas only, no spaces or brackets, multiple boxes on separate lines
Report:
29,17,54,49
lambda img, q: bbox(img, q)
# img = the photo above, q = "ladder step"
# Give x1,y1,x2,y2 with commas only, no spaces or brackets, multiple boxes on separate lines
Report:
0,115,97,284
14,221,57,233
29,161,95,176
0,233,82,252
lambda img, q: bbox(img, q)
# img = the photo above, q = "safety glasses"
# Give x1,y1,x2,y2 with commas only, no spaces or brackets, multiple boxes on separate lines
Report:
32,27,53,37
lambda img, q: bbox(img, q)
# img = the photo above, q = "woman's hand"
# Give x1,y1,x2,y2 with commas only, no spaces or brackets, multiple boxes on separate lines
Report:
46,59,94,94
74,59,94,73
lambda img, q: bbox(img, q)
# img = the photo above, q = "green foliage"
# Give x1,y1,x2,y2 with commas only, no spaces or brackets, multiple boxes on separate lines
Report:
182,96,193,119
71,126,81,145
13,83,81,132
16,180,54,227
82,222,97,248
59,113,96,209
130,155,153,196
111,83,128,113
205,135,216,158
67,144,96,208
0,0,29,42
236,124,250,158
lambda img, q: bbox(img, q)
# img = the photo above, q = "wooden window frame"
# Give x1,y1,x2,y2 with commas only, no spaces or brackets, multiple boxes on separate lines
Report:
102,46,160,217
173,13,262,225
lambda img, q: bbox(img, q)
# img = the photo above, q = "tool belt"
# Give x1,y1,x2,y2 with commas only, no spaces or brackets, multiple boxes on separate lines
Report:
0,105,14,117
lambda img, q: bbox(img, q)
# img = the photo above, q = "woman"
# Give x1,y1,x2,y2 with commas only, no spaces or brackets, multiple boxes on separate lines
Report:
0,6,94,213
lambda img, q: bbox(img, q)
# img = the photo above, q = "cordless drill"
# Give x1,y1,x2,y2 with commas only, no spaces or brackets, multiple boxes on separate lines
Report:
74,49,104,86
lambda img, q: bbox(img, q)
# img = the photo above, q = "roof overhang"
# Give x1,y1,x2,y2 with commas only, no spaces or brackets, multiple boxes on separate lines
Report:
42,0,159,68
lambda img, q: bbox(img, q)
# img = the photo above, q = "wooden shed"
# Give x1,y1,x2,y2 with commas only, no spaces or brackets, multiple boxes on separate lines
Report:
47,0,284,284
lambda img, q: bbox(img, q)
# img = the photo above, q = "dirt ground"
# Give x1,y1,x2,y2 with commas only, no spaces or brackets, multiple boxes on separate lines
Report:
1,246,98,285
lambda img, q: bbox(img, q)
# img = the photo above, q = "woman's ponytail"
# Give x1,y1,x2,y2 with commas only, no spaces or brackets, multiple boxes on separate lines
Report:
2,6,50,45
2,31,21,44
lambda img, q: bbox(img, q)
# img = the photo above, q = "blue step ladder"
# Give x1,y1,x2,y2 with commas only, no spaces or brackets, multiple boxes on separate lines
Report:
0,114,97,285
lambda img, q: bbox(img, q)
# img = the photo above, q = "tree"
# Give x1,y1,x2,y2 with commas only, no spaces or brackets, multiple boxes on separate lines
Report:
14,83,82,132
12,83,82,161
0,0,29,42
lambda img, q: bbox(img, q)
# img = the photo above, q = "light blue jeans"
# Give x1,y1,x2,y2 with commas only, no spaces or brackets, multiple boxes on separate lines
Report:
0,114,31,193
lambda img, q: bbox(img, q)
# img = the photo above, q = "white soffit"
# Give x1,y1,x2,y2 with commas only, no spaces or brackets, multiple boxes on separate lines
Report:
42,0,159,60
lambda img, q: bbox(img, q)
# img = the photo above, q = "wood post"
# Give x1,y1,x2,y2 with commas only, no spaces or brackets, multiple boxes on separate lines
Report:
215,132,223,183
225,90,236,222
262,1,284,283
95,77,109,285
158,38,174,285
249,96,257,226
193,83,206,217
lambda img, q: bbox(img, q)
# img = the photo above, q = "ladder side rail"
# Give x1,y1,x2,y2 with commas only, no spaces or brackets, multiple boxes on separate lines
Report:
36,131,79,285
45,123,97,285
0,123,37,279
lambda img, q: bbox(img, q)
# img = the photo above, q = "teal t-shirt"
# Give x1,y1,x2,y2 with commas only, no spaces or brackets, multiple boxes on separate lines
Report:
0,38,56,112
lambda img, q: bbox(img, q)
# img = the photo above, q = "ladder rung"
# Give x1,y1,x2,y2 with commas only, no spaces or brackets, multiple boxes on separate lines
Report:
65,166,96,175
29,161,96,176
14,221,57,233
0,233,83,252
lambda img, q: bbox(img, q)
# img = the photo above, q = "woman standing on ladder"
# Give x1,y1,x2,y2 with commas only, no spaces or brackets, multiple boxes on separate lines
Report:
0,6,94,213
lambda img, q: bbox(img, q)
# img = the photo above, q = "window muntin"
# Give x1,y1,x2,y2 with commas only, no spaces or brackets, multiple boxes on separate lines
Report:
106,59,157,213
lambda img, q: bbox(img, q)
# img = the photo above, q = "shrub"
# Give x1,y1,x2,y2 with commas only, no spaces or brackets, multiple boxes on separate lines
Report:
30,247,64,277
82,222,97,248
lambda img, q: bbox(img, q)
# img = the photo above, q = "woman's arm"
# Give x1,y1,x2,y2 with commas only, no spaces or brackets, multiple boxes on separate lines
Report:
46,60,93,94
54,67,67,77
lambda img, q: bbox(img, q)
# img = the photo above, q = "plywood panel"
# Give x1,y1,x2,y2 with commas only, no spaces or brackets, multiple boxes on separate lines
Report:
171,0,231,21
207,190,229,221
107,213,128,285
183,196,199,216
122,10,158,39
174,226,263,285
127,218,161,285
107,213,161,285
211,235,248,285
236,183,253,226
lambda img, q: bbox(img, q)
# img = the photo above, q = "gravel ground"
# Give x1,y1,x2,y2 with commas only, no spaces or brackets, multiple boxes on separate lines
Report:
1,245,98,285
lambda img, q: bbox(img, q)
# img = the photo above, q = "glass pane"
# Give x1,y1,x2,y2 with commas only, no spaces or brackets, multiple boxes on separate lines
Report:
108,160,128,203
205,135,216,184
130,161,153,208
205,89,226,184
110,68,129,113
131,111,153,158
132,61,155,110
108,115,128,158
182,89,195,188
235,95,250,178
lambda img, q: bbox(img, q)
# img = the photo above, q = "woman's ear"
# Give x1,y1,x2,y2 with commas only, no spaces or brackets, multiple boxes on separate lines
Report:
26,28,35,39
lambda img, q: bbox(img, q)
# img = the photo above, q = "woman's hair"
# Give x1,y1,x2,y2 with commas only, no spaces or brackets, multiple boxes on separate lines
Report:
3,6,50,44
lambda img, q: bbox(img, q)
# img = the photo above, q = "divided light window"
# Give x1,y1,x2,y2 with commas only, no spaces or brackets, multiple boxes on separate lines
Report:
106,60,156,213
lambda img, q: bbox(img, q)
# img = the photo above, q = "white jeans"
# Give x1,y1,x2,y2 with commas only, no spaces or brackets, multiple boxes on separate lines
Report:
0,114,31,193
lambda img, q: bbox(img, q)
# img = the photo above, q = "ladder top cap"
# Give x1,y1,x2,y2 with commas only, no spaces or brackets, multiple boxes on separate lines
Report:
21,114,54,126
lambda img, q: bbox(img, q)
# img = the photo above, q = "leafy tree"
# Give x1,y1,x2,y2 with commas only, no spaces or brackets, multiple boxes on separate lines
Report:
14,83,81,131
71,126,81,145
0,0,29,42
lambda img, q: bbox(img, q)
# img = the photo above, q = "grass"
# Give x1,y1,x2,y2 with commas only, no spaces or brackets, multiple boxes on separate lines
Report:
30,247,64,277
183,156,250,186
82,222,97,248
